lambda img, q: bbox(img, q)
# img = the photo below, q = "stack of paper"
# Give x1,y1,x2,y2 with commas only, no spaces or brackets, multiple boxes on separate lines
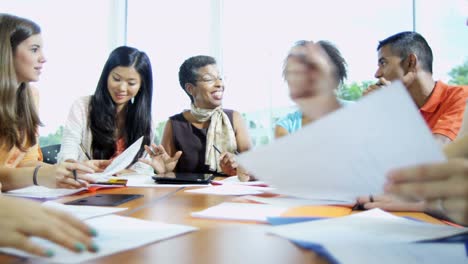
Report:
269,209,468,244
191,202,287,222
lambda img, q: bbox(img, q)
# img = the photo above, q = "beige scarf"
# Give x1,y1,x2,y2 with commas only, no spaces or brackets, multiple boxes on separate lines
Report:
190,104,237,173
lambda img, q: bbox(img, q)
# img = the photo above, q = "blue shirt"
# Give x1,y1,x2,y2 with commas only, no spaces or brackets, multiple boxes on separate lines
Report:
276,99,353,134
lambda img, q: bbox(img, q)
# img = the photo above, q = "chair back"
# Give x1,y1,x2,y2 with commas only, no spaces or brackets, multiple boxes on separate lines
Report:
41,144,61,164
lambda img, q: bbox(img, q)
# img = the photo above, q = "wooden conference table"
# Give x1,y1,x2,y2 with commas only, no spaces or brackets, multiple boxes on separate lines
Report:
0,180,447,264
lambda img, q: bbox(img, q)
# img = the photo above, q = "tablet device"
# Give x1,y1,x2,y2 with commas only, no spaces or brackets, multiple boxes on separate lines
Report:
64,194,143,206
152,173,214,184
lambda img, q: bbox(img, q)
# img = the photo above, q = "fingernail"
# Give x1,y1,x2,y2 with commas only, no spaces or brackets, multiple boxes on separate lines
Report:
75,242,86,252
91,242,100,252
89,228,98,237
45,249,55,257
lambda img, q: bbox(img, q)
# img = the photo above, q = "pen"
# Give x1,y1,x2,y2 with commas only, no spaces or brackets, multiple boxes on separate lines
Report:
79,143,92,160
213,145,240,155
72,169,77,181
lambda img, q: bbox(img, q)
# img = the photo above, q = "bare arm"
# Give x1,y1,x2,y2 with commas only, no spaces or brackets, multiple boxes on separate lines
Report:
274,125,289,139
160,120,176,156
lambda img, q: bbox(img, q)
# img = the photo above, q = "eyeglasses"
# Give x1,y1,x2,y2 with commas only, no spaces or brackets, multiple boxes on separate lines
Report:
196,74,225,85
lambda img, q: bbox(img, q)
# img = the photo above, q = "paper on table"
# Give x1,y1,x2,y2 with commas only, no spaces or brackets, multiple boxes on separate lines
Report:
211,176,269,187
4,184,124,199
243,195,354,207
0,214,197,263
90,136,144,180
238,81,446,201
42,201,127,220
185,184,274,196
4,186,87,199
269,208,468,244
323,243,467,264
191,202,287,222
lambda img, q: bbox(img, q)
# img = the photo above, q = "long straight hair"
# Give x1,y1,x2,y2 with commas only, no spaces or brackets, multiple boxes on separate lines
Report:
89,46,153,165
0,14,42,151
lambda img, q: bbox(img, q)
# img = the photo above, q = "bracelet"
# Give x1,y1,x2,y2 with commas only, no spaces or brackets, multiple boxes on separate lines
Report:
33,165,42,186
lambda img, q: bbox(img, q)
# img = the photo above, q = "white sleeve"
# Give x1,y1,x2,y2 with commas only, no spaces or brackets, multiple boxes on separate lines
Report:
57,97,90,162
128,120,158,174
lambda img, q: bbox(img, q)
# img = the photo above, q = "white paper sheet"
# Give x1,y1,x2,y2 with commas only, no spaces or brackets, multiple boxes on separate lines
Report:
243,195,353,207
191,202,287,222
185,184,274,196
42,201,127,220
90,136,144,180
0,214,197,263
269,209,468,244
4,186,87,199
4,184,124,199
238,82,446,201
325,243,467,264
212,176,269,187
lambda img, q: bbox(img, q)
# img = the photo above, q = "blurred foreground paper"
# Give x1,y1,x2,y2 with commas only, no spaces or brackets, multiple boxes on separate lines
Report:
238,81,445,201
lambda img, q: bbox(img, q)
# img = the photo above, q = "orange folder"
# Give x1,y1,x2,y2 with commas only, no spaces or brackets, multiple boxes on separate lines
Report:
281,205,352,218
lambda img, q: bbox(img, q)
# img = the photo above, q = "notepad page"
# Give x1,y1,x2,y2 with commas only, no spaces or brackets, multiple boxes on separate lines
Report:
4,186,86,199
90,136,144,180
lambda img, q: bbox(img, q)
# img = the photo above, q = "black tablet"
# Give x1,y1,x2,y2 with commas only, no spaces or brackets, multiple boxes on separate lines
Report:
152,172,214,184
64,194,143,206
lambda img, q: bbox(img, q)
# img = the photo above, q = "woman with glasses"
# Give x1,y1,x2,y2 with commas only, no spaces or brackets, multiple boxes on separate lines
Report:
141,55,251,176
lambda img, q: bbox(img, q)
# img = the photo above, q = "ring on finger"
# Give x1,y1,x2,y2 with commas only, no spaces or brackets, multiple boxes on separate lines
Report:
437,198,448,213
369,194,374,203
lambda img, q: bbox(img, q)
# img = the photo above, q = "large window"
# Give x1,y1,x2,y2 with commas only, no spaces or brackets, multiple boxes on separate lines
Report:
1,0,124,145
3,0,467,147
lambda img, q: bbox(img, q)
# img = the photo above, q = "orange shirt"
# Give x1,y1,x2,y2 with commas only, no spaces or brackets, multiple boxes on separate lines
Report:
0,143,40,168
110,138,126,160
420,81,468,141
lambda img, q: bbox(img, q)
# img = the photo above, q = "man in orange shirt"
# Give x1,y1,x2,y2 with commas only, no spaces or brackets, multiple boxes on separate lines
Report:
364,31,468,145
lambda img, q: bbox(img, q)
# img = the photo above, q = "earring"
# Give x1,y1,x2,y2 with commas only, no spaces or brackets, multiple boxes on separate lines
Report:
131,97,135,104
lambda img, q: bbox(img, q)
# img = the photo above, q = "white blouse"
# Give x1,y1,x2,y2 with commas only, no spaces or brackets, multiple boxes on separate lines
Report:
57,96,155,174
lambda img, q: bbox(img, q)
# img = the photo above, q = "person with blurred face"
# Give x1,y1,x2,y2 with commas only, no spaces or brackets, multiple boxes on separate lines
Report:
275,40,352,138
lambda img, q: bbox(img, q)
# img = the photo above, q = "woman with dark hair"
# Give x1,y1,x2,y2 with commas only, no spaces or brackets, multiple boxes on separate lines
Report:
275,40,352,138
58,46,155,174
0,13,97,256
141,55,251,176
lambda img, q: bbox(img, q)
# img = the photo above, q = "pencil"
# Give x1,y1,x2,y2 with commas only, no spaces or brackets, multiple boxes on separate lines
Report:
213,145,240,155
79,143,92,160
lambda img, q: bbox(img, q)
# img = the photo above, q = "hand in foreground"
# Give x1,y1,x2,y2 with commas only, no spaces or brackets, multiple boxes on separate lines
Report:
356,194,425,212
384,159,468,225
0,196,98,257
140,144,182,174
